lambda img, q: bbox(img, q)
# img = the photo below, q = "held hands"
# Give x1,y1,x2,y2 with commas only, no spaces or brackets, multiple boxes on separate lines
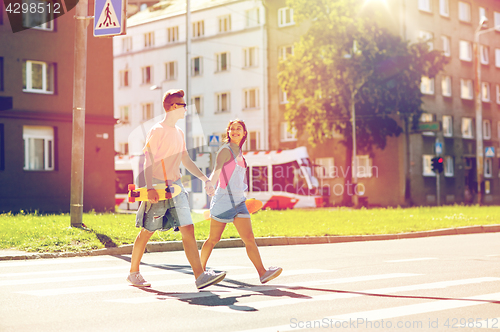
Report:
147,189,159,204
205,180,215,197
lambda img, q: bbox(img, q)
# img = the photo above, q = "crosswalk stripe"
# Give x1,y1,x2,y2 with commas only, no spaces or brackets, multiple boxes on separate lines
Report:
386,258,438,263
0,265,250,282
107,273,419,304
17,269,330,297
0,256,117,267
235,291,500,332
209,277,500,314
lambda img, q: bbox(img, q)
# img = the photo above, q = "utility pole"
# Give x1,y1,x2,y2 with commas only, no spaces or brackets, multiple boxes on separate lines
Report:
70,0,90,227
185,0,194,208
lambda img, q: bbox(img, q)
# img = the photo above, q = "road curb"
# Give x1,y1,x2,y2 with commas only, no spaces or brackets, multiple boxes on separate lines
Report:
1,224,499,261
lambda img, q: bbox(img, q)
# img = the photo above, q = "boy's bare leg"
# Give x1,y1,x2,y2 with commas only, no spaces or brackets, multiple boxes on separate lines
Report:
130,228,155,273
179,224,204,279
200,219,226,270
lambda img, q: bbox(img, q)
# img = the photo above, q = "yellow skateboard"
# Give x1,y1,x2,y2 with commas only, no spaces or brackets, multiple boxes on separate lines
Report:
203,199,263,220
128,183,182,203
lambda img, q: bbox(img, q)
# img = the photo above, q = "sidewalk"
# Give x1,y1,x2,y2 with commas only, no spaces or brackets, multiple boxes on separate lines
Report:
1,224,499,261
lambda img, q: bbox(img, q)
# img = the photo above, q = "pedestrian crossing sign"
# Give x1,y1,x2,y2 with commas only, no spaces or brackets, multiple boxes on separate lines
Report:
93,0,126,37
485,147,495,157
208,135,220,147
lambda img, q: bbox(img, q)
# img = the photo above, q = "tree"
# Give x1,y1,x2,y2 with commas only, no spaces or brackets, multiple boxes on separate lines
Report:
278,0,449,205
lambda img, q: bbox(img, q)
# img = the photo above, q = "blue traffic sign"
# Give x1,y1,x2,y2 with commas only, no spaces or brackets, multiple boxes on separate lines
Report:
435,142,442,155
94,0,126,37
485,147,495,157
208,135,220,147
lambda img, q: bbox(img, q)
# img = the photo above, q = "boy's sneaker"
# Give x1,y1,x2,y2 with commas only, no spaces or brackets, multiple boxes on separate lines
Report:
260,267,282,284
127,272,151,287
196,270,226,290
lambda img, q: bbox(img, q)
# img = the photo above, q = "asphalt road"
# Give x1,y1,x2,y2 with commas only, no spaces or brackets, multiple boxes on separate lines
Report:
0,233,499,332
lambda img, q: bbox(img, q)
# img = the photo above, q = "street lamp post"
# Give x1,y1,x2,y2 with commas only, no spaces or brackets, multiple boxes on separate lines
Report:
474,18,499,205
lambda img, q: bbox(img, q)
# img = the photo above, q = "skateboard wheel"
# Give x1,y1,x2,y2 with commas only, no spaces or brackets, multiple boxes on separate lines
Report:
128,184,136,191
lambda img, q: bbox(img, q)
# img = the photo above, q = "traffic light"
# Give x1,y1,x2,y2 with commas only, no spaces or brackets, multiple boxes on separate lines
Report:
431,156,444,173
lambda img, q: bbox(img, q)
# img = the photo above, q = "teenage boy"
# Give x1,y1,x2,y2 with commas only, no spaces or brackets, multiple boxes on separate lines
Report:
127,89,225,290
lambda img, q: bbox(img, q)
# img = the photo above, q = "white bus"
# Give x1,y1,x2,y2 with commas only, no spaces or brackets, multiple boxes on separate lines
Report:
115,146,323,211
243,147,323,209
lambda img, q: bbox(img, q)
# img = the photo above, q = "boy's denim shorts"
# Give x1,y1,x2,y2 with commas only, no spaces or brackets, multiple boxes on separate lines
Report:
139,179,193,232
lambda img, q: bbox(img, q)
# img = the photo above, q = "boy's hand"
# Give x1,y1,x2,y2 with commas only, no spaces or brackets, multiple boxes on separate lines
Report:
205,181,215,197
147,189,159,204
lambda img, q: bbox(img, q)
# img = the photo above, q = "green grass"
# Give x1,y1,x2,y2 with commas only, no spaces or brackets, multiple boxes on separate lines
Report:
1,205,499,253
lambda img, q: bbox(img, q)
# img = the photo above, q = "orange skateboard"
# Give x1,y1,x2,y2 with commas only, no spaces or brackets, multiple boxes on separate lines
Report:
203,199,263,220
128,183,182,203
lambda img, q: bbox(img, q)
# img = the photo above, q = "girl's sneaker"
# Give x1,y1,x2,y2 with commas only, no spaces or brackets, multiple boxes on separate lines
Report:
127,272,151,287
260,267,283,284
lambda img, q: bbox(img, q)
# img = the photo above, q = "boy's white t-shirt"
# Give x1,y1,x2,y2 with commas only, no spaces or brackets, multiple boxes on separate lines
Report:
143,123,186,182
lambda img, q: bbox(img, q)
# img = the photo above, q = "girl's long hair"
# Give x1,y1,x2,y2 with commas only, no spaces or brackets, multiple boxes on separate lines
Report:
223,119,247,148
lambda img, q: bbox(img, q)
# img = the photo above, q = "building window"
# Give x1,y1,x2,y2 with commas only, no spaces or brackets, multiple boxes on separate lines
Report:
243,131,260,151
218,15,231,33
496,84,500,104
141,66,152,84
483,120,491,140
495,49,500,68
460,79,473,100
278,45,294,60
423,155,435,176
441,36,451,57
22,60,55,94
421,76,434,95
119,69,129,87
193,20,204,38
485,158,493,178
462,117,473,138
246,8,260,27
420,113,435,136
165,61,177,80
495,12,500,31
142,103,153,121
459,40,472,61
191,96,203,115
444,156,454,177
441,75,451,97
279,86,288,104
443,115,453,137
482,82,491,102
356,155,373,178
215,92,230,113
458,1,471,22
119,143,128,155
122,37,132,53
244,88,259,110
278,7,294,27
22,0,54,30
23,126,54,171
216,52,229,72
439,0,449,16
191,57,202,76
281,122,297,142
480,45,489,65
167,26,178,43
479,7,487,22
418,31,434,50
119,106,130,124
243,47,258,68
315,157,334,179
144,32,154,48
418,0,431,12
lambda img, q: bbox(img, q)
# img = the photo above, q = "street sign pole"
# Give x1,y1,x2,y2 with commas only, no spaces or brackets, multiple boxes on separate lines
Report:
435,140,442,207
70,0,90,227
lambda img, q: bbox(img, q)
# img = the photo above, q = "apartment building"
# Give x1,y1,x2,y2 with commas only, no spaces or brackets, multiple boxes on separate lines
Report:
113,0,268,158
267,0,500,206
0,6,116,213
